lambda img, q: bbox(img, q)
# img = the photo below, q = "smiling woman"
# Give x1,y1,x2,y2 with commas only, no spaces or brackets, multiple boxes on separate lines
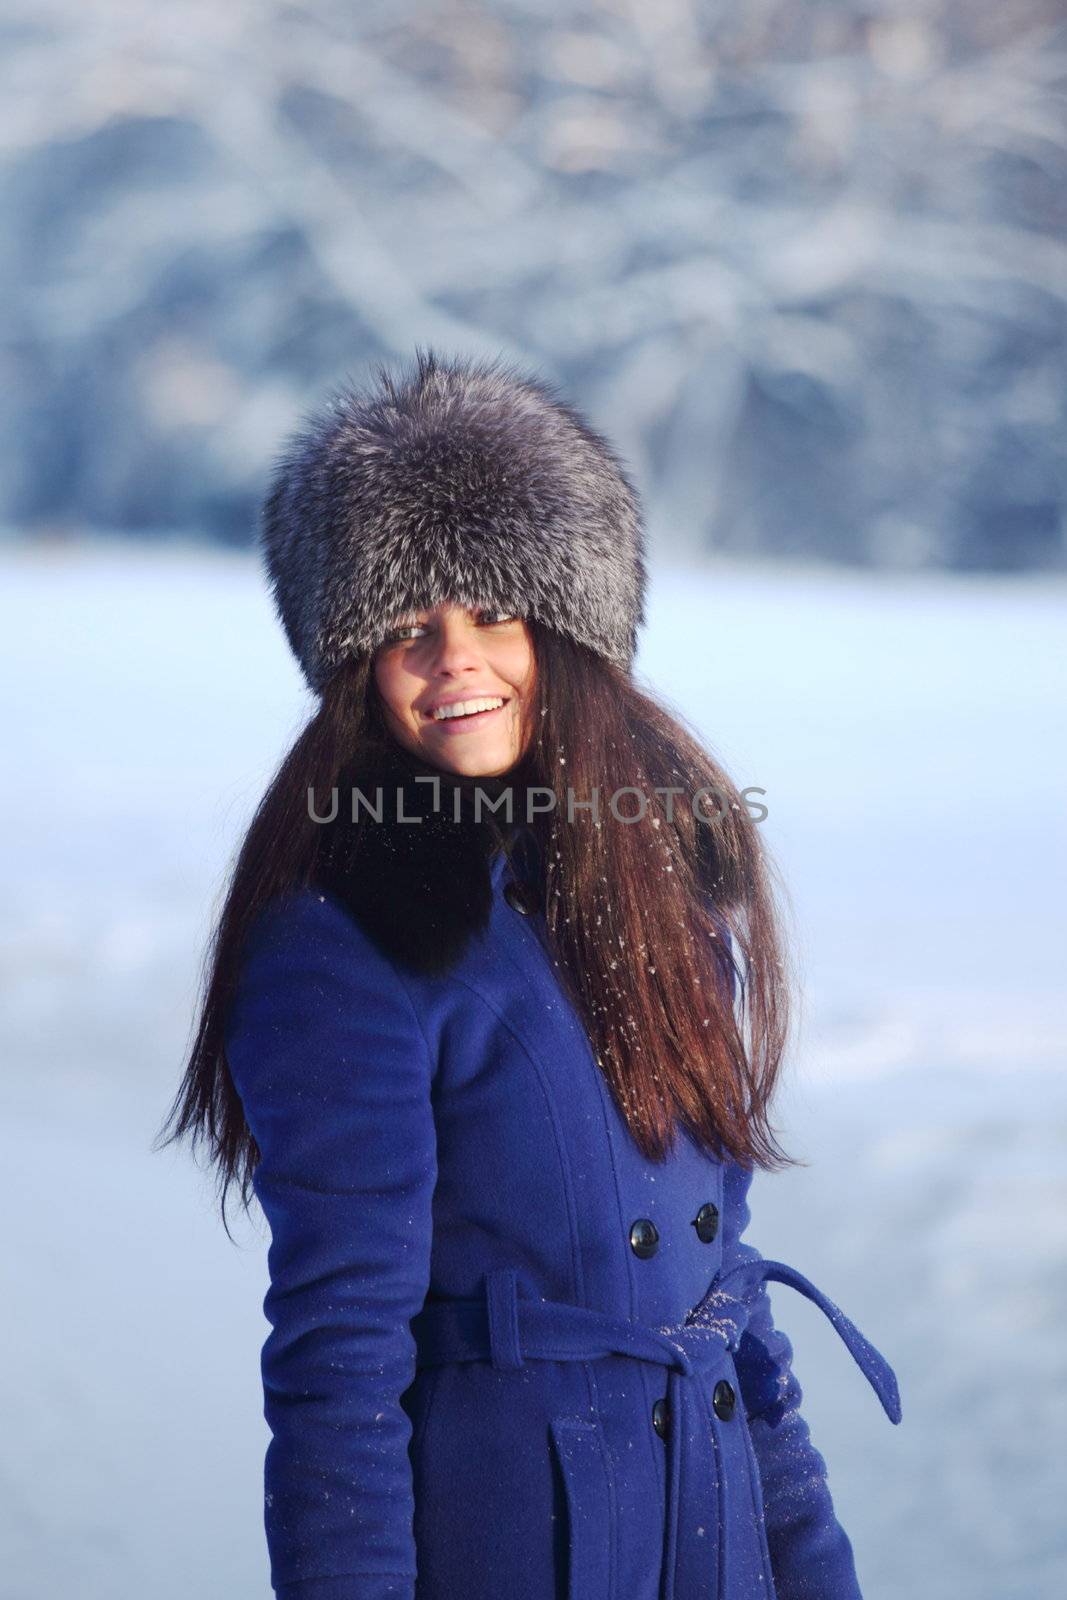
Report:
372,600,536,777
160,347,900,1600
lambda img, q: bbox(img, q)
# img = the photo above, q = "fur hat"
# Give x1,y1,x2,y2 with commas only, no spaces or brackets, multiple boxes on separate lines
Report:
259,347,648,694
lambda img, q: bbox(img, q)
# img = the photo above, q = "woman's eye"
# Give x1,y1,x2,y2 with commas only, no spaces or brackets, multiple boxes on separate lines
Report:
383,610,517,645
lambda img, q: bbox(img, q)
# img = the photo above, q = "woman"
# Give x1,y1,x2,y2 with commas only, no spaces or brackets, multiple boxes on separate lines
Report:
161,348,900,1600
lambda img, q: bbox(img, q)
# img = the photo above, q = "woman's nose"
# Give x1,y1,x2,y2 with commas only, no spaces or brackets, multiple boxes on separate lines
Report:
429,617,485,674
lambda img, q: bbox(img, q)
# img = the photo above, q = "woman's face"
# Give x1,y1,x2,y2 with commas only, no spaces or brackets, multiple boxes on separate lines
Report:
372,600,537,777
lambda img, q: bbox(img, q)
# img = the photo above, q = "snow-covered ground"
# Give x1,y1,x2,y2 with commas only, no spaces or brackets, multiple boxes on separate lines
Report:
1,539,1064,1599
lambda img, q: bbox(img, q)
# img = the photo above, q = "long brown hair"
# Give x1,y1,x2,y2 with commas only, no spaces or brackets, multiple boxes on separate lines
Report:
155,622,798,1236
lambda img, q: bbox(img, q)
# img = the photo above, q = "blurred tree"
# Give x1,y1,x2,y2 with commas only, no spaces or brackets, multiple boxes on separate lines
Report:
1,0,1064,570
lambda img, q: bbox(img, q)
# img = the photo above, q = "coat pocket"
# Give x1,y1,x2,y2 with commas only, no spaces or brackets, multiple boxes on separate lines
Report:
548,1415,615,1600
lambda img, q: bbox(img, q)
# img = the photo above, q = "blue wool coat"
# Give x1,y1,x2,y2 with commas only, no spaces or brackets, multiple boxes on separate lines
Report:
224,814,900,1600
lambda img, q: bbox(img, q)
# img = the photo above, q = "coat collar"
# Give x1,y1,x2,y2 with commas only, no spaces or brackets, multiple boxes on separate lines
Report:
313,741,542,979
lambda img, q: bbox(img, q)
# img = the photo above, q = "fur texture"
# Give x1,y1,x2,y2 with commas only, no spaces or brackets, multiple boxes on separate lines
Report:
259,347,648,693
308,739,738,988
312,739,541,977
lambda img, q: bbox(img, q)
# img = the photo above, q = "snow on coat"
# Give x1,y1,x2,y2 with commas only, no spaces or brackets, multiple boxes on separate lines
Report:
224,792,900,1600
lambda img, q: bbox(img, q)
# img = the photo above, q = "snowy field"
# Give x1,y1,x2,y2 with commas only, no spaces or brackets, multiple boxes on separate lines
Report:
1,538,1064,1600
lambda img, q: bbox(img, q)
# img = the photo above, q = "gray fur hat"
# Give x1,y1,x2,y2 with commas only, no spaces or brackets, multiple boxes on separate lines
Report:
259,347,648,694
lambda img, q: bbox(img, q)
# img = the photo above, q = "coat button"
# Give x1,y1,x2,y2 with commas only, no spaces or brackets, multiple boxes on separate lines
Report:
692,1202,720,1244
652,1397,670,1440
712,1380,736,1421
629,1218,659,1259
504,879,533,915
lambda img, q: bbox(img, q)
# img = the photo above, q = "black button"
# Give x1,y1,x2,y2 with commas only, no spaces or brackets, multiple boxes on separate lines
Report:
712,1380,736,1421
629,1218,659,1259
692,1202,720,1244
504,879,533,915
652,1397,670,1440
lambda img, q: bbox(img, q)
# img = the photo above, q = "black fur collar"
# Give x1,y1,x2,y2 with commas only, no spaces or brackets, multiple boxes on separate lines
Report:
313,741,539,978
311,740,729,982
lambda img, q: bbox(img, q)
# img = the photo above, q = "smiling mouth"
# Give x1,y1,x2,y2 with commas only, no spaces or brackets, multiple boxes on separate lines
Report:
424,696,510,727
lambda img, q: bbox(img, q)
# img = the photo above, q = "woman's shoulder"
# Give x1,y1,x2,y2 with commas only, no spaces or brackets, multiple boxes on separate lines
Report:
242,881,361,949
234,883,413,1001
225,884,433,1097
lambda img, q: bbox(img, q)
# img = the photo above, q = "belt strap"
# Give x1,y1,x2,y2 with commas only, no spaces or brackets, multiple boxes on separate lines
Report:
413,1258,900,1421
410,1259,901,1600
708,1257,901,1423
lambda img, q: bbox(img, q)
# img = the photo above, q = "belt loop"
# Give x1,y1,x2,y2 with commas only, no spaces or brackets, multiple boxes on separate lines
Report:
485,1268,523,1370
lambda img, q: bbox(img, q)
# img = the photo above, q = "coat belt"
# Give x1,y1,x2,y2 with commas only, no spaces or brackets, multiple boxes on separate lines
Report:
410,1258,901,1600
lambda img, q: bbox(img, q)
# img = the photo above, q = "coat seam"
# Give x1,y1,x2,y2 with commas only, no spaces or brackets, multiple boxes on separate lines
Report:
491,905,641,1600
311,884,439,1089
560,939,669,1532
457,898,633,1584
735,1393,779,1596
507,906,670,1525
482,916,589,1306
441,968,585,1311
384,960,439,1089
440,959,612,1584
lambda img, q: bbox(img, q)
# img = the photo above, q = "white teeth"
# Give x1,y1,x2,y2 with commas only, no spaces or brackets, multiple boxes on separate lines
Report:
431,696,506,721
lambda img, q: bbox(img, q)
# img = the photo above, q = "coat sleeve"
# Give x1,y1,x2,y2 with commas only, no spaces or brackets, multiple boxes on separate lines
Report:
720,1160,864,1598
224,888,437,1600
713,921,864,1599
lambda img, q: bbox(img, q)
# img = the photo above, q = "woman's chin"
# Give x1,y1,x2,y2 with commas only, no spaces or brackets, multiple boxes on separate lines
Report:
421,731,518,779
